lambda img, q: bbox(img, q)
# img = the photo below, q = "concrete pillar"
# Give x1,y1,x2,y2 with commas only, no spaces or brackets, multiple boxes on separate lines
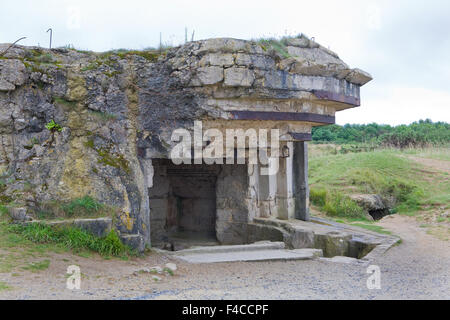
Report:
258,167,277,218
247,163,259,221
276,141,295,220
293,141,310,221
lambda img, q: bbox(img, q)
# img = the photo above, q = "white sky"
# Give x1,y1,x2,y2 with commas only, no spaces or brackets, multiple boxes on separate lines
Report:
1,0,449,125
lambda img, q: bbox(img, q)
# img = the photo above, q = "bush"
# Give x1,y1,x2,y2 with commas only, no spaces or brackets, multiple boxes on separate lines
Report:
310,188,366,220
310,188,327,207
322,191,366,219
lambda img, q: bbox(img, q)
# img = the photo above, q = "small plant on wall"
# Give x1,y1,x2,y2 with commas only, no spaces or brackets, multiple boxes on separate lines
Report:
45,120,63,132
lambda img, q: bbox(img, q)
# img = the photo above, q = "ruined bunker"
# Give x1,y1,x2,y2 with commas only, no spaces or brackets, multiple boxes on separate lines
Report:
0,36,372,252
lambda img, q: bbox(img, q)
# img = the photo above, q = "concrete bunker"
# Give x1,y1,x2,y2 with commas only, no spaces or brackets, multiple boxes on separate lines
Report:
0,36,373,255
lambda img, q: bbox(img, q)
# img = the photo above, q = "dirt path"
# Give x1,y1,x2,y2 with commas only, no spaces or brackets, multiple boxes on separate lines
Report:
406,155,450,173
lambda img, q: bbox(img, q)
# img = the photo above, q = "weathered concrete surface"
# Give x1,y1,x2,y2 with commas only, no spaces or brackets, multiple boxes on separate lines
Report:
350,194,392,220
250,216,398,259
172,245,322,264
173,241,286,255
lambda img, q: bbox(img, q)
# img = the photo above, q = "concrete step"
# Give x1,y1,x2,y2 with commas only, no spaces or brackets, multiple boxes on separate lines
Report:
172,241,286,255
173,247,323,264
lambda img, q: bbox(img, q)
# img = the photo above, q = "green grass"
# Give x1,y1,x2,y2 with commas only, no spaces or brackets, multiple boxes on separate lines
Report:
350,223,392,235
309,148,450,219
0,281,11,291
53,97,77,108
310,188,367,220
7,223,134,257
36,196,111,219
402,147,450,161
88,110,117,121
61,196,103,216
21,259,50,272
256,38,291,58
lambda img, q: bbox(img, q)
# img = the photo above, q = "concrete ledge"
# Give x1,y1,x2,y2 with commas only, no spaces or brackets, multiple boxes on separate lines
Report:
173,241,285,255
252,216,399,261
26,217,112,238
173,247,322,264
120,234,145,253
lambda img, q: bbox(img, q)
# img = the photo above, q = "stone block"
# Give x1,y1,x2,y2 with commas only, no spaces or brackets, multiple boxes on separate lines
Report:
74,217,112,237
197,66,224,85
120,234,145,253
224,67,255,87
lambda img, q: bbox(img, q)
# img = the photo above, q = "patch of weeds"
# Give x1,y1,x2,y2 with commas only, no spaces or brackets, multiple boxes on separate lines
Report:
104,49,163,62
0,281,11,291
350,223,392,235
163,267,174,276
61,196,103,217
310,187,366,220
310,188,327,207
84,138,130,173
21,259,50,272
0,205,9,218
76,251,92,258
256,38,291,58
96,147,130,173
8,223,135,257
45,120,63,132
53,97,77,108
88,110,117,121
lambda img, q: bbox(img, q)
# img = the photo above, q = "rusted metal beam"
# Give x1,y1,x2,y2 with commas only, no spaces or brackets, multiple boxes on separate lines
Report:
289,132,312,141
312,90,360,106
229,111,335,124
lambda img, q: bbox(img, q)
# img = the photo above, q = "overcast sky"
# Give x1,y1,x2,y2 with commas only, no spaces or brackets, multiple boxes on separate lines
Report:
1,0,449,125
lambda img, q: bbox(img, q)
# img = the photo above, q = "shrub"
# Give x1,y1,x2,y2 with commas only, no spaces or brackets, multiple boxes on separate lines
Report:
322,191,366,219
310,188,327,207
45,120,63,132
310,188,366,220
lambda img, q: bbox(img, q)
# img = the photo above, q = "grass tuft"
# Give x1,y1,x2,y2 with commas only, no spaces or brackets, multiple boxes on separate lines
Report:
61,196,103,217
8,223,134,257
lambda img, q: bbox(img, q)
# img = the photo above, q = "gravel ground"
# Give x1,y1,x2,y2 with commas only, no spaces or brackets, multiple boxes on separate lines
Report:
0,214,448,300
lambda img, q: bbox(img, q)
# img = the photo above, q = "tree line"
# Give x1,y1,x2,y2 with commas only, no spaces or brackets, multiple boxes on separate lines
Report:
311,119,450,148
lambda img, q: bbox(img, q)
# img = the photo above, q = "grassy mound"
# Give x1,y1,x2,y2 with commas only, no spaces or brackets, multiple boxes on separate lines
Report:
309,148,449,220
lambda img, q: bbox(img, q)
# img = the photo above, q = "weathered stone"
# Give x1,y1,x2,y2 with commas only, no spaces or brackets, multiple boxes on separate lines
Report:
235,53,275,70
73,217,112,237
196,66,224,85
345,68,373,85
224,67,255,87
349,194,390,220
9,207,32,221
0,59,26,91
120,234,145,253
199,53,234,67
152,275,162,281
287,227,315,249
165,262,177,272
